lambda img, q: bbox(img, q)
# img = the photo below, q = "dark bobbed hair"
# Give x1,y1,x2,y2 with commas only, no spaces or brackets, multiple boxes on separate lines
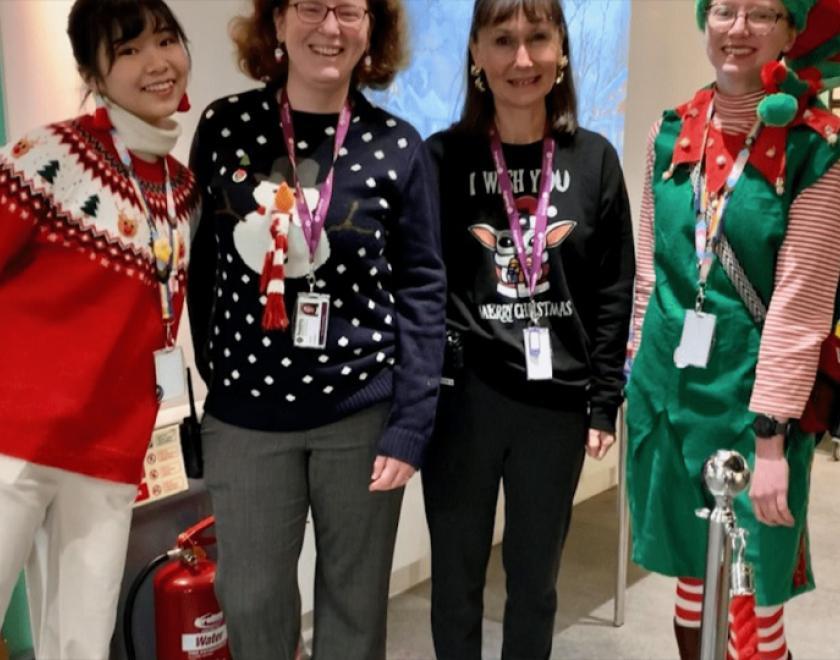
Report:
456,0,578,137
67,0,189,86
230,0,408,89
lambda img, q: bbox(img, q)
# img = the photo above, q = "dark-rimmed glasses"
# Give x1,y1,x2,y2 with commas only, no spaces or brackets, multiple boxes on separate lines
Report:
707,3,788,36
290,2,369,28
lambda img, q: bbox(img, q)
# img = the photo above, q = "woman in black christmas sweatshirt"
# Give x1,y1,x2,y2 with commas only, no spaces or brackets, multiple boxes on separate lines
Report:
421,1,634,658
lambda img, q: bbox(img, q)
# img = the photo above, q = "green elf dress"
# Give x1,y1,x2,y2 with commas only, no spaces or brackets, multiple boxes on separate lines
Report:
626,84,840,606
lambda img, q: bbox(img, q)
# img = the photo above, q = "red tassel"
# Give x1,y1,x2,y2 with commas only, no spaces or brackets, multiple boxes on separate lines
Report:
93,104,113,131
262,293,289,331
177,93,191,113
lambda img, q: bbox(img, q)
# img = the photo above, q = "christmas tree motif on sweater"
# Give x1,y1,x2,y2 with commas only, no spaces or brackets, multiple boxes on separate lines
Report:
81,194,100,218
37,160,60,184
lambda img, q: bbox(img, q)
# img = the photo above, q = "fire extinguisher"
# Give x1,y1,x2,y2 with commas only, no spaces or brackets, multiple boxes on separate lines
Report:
124,516,231,660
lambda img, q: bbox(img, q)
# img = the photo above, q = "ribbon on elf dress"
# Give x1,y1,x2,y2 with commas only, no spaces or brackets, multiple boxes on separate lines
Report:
691,102,762,311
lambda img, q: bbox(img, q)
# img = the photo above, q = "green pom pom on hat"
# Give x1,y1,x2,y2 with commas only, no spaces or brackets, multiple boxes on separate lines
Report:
695,0,818,31
758,93,800,125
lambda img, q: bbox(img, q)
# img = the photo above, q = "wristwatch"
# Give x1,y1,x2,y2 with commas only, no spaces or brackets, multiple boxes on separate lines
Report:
752,414,788,438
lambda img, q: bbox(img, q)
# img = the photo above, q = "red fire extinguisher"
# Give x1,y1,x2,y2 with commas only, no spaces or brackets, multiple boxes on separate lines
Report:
124,517,231,660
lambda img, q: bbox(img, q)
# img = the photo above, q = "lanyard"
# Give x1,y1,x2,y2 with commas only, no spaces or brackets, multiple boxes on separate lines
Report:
691,102,762,311
489,127,556,304
277,89,352,267
111,130,180,346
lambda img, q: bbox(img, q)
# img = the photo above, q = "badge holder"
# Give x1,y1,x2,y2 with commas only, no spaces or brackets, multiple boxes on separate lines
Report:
294,274,331,350
523,303,552,381
154,323,186,402
674,288,716,369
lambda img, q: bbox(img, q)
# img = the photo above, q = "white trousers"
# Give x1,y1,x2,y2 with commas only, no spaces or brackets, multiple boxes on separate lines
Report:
0,454,137,660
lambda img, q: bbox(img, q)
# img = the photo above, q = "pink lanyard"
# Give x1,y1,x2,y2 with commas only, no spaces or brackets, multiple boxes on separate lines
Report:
277,89,352,262
489,126,556,299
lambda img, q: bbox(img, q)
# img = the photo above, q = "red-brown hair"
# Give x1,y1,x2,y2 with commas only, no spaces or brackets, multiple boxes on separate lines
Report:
230,0,408,89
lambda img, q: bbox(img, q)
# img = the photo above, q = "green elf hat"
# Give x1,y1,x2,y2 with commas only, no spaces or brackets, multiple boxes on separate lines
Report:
695,0,818,31
785,0,840,92
757,0,840,128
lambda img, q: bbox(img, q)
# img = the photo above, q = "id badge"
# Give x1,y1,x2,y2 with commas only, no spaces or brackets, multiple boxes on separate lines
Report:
294,292,330,350
673,310,717,369
154,346,186,402
523,326,552,381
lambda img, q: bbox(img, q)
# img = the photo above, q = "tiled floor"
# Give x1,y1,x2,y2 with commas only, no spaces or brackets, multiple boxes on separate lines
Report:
385,439,840,660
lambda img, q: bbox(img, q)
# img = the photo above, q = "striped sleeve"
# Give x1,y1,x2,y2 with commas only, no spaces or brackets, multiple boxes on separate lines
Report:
632,119,662,355
749,160,840,418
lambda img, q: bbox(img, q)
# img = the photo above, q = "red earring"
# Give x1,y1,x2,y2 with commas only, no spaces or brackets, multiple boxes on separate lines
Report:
177,93,191,112
92,94,113,131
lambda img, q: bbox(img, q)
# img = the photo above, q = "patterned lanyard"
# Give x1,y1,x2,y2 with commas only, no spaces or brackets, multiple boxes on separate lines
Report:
111,130,180,345
691,102,762,311
489,127,556,302
277,89,352,263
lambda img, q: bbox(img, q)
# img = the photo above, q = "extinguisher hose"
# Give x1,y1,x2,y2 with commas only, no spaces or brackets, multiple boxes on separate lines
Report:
123,552,172,660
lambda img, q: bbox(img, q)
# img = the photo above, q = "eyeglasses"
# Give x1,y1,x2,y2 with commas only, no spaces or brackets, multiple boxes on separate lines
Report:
706,3,788,35
290,2,370,27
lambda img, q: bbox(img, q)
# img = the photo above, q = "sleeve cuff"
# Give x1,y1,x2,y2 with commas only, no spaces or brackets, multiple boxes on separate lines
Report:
589,405,618,434
377,425,428,469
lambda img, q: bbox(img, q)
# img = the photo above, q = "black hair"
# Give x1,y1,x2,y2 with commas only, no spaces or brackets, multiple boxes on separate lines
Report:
67,0,189,85
456,0,578,137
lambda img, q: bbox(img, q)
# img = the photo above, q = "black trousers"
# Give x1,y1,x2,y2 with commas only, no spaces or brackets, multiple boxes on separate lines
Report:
422,368,587,660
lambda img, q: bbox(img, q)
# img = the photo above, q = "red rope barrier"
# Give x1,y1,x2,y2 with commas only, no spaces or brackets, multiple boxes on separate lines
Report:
730,594,759,659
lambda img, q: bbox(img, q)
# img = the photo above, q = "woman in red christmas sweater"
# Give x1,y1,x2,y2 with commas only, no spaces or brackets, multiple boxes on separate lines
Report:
0,1,198,657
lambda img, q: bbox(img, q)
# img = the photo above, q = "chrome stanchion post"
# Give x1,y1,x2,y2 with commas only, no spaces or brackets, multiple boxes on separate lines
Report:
696,450,751,660
614,404,629,627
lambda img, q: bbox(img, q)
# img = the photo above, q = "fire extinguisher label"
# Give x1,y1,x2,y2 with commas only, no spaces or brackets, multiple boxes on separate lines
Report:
182,624,228,655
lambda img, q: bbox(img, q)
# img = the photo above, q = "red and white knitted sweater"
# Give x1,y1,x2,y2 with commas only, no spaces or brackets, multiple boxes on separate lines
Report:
0,114,198,484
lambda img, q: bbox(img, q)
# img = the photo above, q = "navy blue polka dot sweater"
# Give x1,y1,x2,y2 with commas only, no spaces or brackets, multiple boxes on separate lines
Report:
188,85,446,467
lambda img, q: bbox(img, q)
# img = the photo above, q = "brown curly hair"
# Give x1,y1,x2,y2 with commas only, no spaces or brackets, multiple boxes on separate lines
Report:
230,0,408,89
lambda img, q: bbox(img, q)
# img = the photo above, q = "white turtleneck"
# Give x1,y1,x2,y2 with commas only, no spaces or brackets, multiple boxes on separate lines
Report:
104,98,181,161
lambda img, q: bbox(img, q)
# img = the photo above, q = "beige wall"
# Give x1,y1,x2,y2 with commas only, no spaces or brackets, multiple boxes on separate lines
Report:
623,0,712,227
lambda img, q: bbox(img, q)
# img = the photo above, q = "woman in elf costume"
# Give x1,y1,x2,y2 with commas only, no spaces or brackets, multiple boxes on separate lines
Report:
0,1,198,658
627,0,840,658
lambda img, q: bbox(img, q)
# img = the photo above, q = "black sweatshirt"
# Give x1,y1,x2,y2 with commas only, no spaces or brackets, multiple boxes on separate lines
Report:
188,85,446,466
427,127,635,432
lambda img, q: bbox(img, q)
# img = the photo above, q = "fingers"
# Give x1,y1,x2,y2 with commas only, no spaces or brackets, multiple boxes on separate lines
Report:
370,455,386,481
369,457,416,492
585,430,617,460
750,485,794,527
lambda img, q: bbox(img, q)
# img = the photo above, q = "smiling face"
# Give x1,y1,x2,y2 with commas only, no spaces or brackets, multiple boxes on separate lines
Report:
470,10,562,118
704,0,797,94
275,1,371,99
93,13,189,127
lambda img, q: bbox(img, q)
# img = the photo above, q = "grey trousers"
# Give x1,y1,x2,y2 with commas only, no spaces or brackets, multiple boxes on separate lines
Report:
202,403,404,660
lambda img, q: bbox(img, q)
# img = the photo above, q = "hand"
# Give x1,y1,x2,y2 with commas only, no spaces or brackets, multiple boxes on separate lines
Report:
585,428,616,460
749,435,794,527
369,455,416,492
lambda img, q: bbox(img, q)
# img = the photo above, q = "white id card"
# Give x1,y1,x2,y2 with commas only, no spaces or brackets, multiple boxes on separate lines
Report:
673,310,717,369
523,326,553,381
154,346,186,402
294,292,331,350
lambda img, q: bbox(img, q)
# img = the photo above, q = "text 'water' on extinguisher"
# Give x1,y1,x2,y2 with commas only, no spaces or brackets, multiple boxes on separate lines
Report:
124,516,231,660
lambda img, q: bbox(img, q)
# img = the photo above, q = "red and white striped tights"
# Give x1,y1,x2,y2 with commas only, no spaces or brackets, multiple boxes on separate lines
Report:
676,577,788,659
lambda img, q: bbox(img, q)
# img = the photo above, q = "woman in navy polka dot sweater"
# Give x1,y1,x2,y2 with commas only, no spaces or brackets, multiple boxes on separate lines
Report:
187,1,445,658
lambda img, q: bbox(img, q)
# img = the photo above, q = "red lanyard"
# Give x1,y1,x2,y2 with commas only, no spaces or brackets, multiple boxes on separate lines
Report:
489,127,556,299
277,89,352,262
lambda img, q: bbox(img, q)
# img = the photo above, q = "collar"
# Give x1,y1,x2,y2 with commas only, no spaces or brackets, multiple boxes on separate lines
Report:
668,87,840,195
105,98,182,158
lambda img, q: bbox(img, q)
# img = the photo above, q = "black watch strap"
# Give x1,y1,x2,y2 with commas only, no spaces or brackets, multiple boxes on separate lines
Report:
752,414,788,438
